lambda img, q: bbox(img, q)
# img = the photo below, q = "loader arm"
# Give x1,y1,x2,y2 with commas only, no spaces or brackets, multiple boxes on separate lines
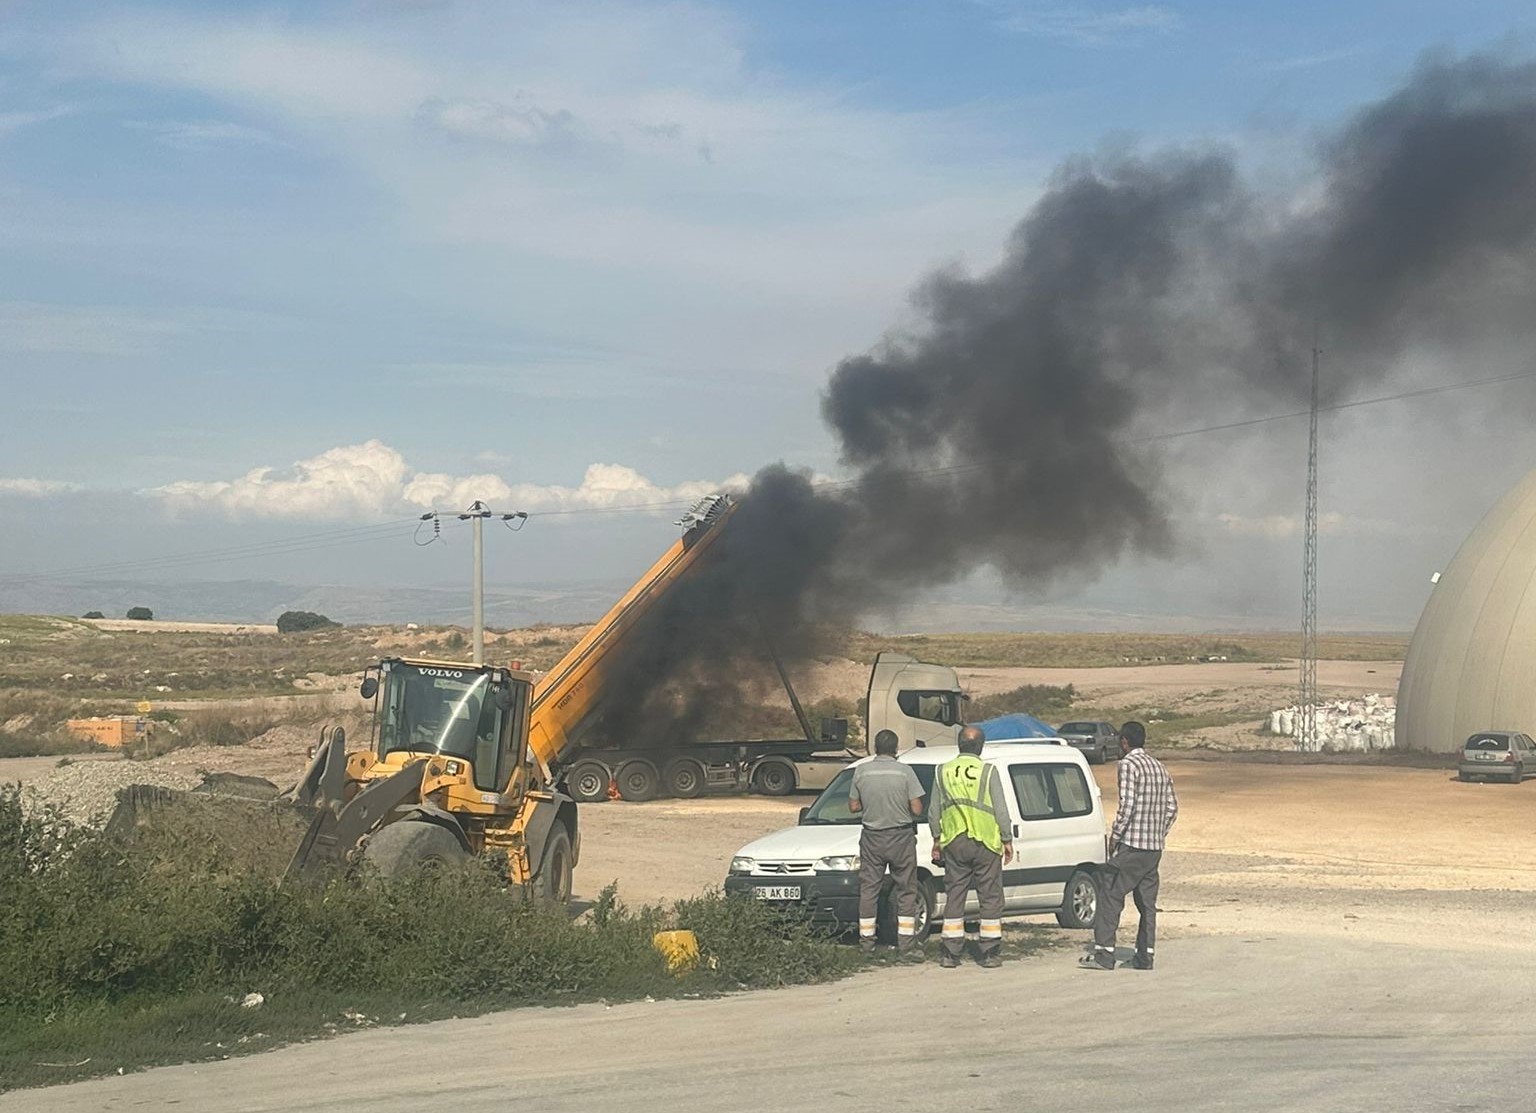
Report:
528,495,736,774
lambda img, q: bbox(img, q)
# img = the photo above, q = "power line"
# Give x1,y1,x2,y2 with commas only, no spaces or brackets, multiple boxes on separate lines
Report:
4,365,1531,583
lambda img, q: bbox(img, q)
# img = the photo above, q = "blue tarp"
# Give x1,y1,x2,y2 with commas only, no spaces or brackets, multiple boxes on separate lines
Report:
973,712,1058,741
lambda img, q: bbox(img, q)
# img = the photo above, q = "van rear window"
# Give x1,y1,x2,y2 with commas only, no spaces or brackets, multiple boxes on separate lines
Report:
1466,736,1510,751
1009,763,1093,821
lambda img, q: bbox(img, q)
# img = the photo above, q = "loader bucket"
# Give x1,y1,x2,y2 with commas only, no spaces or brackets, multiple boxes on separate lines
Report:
104,774,311,877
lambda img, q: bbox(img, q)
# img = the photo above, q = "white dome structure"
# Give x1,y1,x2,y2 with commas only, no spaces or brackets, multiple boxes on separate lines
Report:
1398,467,1536,752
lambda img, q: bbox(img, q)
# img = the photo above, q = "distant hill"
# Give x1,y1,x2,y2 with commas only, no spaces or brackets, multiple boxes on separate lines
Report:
0,574,1409,634
0,577,627,628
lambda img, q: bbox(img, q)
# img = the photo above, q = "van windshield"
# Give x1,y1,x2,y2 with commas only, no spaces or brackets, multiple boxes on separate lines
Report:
801,765,937,825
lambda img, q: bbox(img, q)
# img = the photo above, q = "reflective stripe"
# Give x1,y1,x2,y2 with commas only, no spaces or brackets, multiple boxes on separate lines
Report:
1094,944,1113,953
979,919,1002,940
942,920,966,938
858,917,876,939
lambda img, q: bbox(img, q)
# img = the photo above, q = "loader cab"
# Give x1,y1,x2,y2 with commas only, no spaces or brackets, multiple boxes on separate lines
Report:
363,658,533,794
864,651,967,752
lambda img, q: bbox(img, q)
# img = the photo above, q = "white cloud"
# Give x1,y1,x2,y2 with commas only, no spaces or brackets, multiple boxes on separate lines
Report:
1215,511,1418,539
0,301,190,355
143,440,746,520
980,4,1180,45
0,105,75,136
124,119,281,149
0,477,83,496
0,301,290,356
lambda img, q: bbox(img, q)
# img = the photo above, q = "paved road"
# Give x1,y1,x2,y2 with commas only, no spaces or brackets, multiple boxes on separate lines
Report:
9,933,1530,1113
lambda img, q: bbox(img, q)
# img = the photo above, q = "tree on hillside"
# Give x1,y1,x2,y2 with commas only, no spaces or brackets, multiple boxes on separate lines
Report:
277,610,339,634
82,611,104,619
126,607,153,621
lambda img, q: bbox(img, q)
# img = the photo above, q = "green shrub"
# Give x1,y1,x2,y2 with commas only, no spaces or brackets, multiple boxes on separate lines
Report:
125,607,153,621
276,611,339,634
0,787,860,1033
966,683,1077,723
82,611,104,620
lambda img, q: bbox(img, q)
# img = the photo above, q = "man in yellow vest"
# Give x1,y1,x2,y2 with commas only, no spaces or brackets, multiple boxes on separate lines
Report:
929,725,1014,968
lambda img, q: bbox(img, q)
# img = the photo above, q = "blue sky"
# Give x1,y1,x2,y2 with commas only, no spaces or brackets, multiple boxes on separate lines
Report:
2,1,1534,624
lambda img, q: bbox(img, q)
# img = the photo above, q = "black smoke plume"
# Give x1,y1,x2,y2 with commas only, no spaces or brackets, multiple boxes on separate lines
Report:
587,50,1536,751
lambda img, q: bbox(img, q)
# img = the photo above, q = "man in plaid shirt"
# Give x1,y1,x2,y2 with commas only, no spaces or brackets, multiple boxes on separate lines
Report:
1080,720,1177,971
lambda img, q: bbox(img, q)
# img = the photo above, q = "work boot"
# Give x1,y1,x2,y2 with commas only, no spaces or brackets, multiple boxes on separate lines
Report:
979,953,1002,969
1078,950,1115,971
859,938,876,956
900,945,926,964
1131,952,1154,971
939,952,961,969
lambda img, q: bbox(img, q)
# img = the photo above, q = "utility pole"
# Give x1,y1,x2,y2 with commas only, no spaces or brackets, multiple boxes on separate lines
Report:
461,501,492,664
1299,340,1321,752
418,503,529,666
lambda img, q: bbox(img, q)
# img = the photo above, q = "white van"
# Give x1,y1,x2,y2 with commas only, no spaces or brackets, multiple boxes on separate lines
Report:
723,744,1107,939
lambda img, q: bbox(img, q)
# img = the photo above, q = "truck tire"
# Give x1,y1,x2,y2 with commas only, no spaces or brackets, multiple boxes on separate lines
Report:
1056,869,1097,929
362,821,467,878
663,757,707,799
532,825,574,904
752,759,796,796
616,760,660,802
568,760,612,803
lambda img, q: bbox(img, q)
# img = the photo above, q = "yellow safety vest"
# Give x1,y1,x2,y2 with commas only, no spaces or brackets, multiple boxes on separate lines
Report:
938,754,1003,854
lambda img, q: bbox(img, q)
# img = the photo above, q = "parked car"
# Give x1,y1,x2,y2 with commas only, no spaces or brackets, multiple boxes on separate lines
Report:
723,745,1107,942
1056,721,1120,764
1458,731,1536,783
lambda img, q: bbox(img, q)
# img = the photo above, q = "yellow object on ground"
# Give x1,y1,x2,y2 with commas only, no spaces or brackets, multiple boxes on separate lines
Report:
652,930,700,974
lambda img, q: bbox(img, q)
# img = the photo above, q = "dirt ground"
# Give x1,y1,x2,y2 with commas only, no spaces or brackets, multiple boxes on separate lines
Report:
573,757,1533,952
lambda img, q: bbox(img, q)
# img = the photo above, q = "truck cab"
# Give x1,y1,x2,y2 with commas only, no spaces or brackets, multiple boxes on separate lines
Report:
865,651,967,751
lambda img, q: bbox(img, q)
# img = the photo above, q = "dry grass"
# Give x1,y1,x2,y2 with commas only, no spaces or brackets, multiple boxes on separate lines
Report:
839,631,1407,668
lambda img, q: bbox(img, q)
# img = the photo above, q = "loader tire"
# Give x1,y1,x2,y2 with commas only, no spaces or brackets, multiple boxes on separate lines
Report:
362,821,467,878
533,825,574,904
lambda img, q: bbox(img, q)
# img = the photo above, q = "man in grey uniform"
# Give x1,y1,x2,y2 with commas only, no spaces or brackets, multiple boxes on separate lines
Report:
930,726,1014,968
848,729,926,955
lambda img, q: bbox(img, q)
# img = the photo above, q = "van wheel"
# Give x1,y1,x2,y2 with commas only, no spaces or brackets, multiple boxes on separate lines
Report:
568,761,611,803
1056,870,1097,929
663,757,707,799
616,760,660,802
752,761,795,796
876,874,934,944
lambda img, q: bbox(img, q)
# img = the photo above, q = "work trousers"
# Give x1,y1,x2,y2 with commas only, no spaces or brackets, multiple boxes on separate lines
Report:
940,834,1003,959
858,826,918,947
1092,846,1161,958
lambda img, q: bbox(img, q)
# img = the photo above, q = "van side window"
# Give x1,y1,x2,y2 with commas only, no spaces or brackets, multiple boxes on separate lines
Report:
1009,763,1094,821
896,690,958,726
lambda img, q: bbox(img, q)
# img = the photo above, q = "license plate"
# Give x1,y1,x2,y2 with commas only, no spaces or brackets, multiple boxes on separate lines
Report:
1474,753,1501,761
753,885,802,901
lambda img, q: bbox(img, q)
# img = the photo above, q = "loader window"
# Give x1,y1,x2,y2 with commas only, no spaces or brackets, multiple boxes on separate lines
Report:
377,665,508,791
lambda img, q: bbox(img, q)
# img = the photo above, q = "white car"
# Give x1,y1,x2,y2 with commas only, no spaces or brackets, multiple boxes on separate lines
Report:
724,744,1107,939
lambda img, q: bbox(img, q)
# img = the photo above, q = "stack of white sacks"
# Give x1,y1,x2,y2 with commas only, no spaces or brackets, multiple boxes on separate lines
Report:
1269,693,1396,751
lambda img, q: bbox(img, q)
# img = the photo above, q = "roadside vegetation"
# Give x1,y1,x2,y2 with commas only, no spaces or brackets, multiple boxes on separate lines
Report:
0,787,860,1092
840,630,1408,668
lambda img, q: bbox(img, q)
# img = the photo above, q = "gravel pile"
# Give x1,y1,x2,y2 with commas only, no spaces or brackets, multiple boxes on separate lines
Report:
29,761,204,826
